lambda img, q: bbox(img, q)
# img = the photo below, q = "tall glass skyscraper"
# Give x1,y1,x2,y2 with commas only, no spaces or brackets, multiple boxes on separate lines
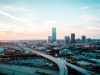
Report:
52,27,56,42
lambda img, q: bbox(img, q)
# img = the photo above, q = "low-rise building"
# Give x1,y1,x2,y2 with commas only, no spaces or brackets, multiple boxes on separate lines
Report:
59,49,71,55
76,61,92,68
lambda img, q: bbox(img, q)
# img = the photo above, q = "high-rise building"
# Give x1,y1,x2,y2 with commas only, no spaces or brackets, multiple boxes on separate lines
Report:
82,36,86,43
64,36,70,44
47,36,52,43
76,38,80,43
60,40,66,45
52,27,56,42
85,38,91,43
64,36,67,41
67,36,70,41
71,33,75,43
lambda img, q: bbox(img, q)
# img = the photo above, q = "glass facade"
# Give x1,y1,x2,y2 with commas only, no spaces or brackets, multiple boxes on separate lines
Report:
52,27,56,42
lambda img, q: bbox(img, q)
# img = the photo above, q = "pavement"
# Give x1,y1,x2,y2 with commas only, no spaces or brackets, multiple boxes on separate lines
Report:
0,64,58,75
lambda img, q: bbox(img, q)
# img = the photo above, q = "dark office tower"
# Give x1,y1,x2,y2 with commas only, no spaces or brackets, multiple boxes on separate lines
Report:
71,33,75,43
82,36,86,43
52,27,56,42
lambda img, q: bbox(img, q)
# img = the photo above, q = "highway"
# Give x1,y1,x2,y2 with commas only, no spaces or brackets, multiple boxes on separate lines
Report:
24,47,99,75
24,48,68,75
0,64,58,75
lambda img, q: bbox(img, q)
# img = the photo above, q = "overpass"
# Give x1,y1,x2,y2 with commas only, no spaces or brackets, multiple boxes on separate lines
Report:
24,48,68,75
23,48,100,75
57,58,99,75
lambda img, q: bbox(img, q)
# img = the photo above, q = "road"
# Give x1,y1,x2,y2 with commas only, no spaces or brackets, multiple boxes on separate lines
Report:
0,64,58,75
24,48,68,75
24,47,99,75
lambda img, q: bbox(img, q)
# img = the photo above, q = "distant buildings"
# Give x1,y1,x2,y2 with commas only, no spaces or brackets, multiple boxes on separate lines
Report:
64,36,70,44
59,49,71,55
71,33,75,43
76,38,80,43
82,36,86,43
60,40,66,45
64,36,67,41
47,27,96,45
47,36,52,43
52,27,56,42
85,38,91,43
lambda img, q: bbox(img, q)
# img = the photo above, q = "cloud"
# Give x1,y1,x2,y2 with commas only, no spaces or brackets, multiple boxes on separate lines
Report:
1,30,25,35
81,4,100,9
0,5,28,11
0,10,37,22
80,15,95,20
89,21,100,23
81,6,90,9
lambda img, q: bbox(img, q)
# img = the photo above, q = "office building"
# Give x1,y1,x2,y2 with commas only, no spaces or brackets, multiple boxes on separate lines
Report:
47,36,52,43
64,36,70,44
64,36,67,41
82,36,86,43
76,38,80,43
85,38,91,43
60,40,66,45
71,33,75,43
52,27,56,42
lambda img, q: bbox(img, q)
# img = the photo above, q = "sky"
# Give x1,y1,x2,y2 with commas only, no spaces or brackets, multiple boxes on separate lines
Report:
0,0,100,40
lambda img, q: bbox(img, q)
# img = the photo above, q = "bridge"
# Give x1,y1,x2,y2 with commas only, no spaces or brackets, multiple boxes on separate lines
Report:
24,48,68,75
24,48,96,75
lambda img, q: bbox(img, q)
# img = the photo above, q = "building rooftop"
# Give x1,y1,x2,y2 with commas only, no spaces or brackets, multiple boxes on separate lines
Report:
60,49,71,53
76,61,92,65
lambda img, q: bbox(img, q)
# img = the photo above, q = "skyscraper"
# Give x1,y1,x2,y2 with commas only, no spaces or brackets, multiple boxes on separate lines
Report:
64,36,70,44
85,38,91,43
47,36,52,43
52,27,56,42
82,36,86,43
64,36,67,41
71,33,75,43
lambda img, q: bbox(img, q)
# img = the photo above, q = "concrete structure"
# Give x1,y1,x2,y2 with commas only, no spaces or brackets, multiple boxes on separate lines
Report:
53,47,61,50
76,38,80,43
76,61,92,68
0,64,58,75
52,27,56,42
44,42,59,46
4,50,22,55
85,38,91,43
81,36,86,43
47,36,52,43
67,36,70,44
59,49,71,55
24,48,68,75
71,33,75,43
35,47,46,50
60,40,66,45
23,47,97,75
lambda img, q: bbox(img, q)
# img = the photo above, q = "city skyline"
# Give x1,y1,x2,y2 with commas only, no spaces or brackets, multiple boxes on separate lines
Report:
0,0,100,40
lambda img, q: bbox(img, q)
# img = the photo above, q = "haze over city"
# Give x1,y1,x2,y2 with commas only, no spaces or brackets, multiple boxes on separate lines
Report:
0,0,100,40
